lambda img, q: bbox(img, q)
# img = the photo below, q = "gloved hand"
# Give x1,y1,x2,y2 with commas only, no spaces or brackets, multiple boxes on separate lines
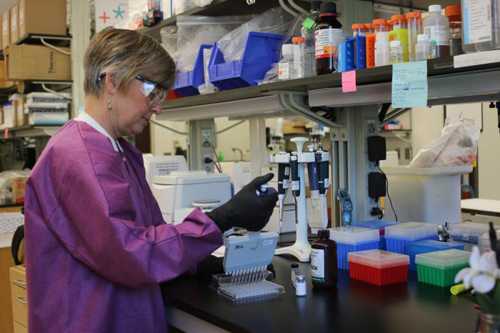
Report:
207,173,278,232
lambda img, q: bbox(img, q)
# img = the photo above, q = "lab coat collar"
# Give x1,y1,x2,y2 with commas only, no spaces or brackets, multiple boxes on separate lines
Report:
75,111,123,153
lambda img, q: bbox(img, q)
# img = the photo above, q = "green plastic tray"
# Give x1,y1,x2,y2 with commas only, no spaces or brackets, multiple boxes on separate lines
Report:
416,263,467,287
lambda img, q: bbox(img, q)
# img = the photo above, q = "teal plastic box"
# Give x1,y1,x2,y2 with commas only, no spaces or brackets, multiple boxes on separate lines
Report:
415,249,470,287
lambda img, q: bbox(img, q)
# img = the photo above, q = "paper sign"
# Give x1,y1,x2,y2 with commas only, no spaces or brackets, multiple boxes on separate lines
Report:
95,0,129,32
341,70,357,93
391,61,428,108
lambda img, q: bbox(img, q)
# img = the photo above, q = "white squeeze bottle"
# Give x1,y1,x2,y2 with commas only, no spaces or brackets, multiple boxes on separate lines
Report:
423,5,450,58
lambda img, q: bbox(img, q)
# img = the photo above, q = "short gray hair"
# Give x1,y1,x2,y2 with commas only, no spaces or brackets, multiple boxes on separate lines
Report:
84,27,176,97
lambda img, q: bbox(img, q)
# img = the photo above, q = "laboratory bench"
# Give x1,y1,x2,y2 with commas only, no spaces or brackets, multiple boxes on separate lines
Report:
161,256,477,333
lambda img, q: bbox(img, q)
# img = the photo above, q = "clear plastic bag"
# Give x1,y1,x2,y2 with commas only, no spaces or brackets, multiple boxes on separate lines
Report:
176,15,252,72
217,7,298,62
160,25,178,57
174,0,213,15
409,117,480,168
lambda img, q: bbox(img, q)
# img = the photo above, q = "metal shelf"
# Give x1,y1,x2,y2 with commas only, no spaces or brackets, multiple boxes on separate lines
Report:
3,125,61,139
361,0,457,9
159,58,500,123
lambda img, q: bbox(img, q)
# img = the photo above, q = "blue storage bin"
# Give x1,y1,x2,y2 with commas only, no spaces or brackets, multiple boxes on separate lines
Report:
338,38,355,72
208,32,285,90
385,222,438,255
330,226,380,270
353,220,397,250
354,34,366,69
408,240,465,270
336,241,380,270
174,44,213,97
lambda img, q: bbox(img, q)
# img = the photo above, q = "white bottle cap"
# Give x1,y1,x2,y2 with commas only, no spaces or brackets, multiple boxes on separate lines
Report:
390,40,401,48
428,4,442,13
417,34,428,42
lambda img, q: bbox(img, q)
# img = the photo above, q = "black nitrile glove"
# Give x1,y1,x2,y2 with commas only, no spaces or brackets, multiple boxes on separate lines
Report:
207,173,278,232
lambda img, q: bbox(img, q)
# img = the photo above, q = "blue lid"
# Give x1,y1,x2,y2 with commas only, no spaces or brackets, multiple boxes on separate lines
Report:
354,219,397,229
409,239,464,250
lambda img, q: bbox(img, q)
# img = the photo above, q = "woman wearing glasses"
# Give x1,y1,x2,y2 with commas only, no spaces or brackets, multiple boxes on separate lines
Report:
24,28,277,333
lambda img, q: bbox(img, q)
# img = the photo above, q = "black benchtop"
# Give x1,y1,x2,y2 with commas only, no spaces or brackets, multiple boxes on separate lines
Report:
161,256,477,333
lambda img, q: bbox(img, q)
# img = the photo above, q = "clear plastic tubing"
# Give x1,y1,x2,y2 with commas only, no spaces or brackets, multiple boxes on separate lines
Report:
391,14,410,62
390,40,404,64
406,11,423,61
292,36,305,79
415,34,431,60
423,4,450,58
461,0,500,53
373,19,390,66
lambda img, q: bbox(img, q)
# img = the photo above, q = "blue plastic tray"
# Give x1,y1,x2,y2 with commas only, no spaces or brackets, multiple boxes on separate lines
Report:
336,241,380,270
174,44,213,97
353,220,397,250
208,32,285,90
408,240,465,270
386,236,437,255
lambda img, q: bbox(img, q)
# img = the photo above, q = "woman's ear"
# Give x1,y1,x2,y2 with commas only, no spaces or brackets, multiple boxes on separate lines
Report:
103,73,118,95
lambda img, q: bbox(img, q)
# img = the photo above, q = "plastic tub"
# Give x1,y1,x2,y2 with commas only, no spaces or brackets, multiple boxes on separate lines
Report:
349,250,409,286
408,239,465,270
330,226,380,270
449,222,489,244
416,249,470,287
381,166,472,224
208,32,285,90
385,222,437,255
353,219,397,250
174,44,213,97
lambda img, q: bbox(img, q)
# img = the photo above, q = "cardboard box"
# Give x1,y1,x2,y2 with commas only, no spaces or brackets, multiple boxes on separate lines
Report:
2,11,9,50
0,60,14,89
10,5,18,45
19,0,67,40
13,96,26,127
6,44,71,81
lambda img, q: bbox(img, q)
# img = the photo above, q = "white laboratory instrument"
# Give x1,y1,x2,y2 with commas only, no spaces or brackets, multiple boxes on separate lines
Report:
152,171,232,224
270,137,330,262
143,154,188,186
213,231,285,303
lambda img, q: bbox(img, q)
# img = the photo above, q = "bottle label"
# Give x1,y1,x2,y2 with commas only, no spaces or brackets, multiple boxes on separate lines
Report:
424,26,449,46
463,0,493,44
315,28,343,59
311,248,325,280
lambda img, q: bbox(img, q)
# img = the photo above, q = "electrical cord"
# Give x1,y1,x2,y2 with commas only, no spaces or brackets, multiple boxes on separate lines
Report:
377,166,399,222
150,119,188,135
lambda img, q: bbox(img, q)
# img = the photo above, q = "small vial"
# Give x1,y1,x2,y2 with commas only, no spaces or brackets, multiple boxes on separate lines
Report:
390,40,404,64
295,274,307,297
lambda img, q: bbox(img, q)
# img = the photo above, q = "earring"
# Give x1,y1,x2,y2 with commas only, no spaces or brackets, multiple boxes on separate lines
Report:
107,99,112,112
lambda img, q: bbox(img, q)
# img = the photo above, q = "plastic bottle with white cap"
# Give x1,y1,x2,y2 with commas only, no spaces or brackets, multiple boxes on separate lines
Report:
423,4,450,58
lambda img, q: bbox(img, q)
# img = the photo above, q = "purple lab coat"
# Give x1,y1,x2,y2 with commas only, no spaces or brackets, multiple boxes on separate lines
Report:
24,120,223,333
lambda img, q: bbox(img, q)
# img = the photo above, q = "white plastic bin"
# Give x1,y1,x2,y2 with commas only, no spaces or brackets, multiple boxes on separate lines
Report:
382,165,472,224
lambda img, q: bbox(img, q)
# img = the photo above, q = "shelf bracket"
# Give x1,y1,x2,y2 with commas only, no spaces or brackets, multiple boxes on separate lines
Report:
277,91,343,128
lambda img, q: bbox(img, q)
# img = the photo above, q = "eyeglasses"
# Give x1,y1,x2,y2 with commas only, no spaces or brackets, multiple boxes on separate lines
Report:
135,75,167,106
97,73,167,106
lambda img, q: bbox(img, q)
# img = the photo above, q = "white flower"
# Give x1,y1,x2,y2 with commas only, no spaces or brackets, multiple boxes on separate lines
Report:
455,246,500,294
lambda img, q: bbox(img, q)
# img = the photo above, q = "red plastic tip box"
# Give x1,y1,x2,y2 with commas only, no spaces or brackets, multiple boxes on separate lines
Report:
349,250,409,286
